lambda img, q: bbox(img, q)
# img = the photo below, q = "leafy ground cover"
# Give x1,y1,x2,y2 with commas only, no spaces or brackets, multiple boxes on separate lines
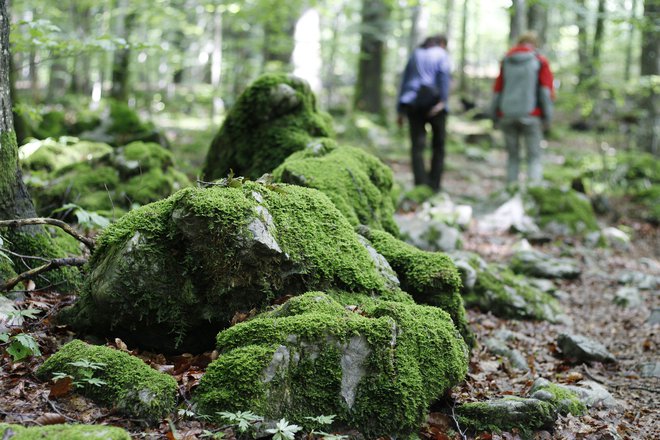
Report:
1,115,658,439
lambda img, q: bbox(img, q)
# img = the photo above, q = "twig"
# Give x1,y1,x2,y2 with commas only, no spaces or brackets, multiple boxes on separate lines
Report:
44,397,78,423
0,246,50,262
0,218,95,251
450,401,468,440
0,257,87,292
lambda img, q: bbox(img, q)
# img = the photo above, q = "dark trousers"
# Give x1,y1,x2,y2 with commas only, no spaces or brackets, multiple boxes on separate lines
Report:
407,108,447,191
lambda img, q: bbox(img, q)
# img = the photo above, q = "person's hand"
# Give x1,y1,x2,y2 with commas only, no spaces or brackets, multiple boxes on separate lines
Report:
427,101,445,117
397,114,405,128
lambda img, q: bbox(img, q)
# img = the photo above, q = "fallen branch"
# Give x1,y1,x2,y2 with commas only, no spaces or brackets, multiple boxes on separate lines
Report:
0,218,95,251
0,257,87,292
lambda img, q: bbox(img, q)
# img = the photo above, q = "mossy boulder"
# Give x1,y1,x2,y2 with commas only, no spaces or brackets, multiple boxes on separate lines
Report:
203,73,333,180
0,423,130,440
273,141,398,235
510,249,581,280
37,339,177,421
526,185,598,234
22,140,189,218
451,252,563,322
358,226,473,345
194,292,469,438
62,182,403,352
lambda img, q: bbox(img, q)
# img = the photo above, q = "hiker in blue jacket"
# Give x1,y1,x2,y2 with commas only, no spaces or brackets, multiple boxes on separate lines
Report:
397,34,452,192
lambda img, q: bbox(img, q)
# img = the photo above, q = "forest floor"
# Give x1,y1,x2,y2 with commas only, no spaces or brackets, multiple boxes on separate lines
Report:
1,117,658,440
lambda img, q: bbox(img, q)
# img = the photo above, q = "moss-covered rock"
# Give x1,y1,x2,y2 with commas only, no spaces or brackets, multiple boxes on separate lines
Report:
21,139,189,218
203,73,333,180
452,252,563,323
456,398,557,436
0,423,130,440
194,292,468,438
37,339,177,421
62,182,402,352
273,141,398,235
526,185,598,234
528,378,587,416
510,249,581,280
358,226,473,345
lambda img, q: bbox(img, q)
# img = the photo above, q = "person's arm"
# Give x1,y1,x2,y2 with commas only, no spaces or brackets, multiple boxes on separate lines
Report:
537,55,555,126
397,56,414,115
429,53,451,116
489,61,504,121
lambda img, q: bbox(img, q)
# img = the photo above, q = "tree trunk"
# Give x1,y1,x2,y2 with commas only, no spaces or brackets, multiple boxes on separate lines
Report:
262,4,297,69
527,2,548,46
576,0,590,88
624,0,639,82
459,0,469,94
354,0,390,116
445,0,455,44
641,0,659,76
110,0,137,102
0,0,37,222
211,6,223,118
509,0,527,44
408,4,422,55
591,0,606,81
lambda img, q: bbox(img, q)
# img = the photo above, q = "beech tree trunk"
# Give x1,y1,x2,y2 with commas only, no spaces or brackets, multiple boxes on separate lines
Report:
509,0,527,44
354,0,390,116
111,0,137,102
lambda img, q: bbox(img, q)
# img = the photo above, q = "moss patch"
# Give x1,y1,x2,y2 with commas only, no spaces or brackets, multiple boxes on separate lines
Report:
203,73,334,180
526,185,598,234
0,423,130,440
37,339,177,421
273,142,399,235
357,226,473,345
65,182,398,352
457,397,556,437
194,292,468,438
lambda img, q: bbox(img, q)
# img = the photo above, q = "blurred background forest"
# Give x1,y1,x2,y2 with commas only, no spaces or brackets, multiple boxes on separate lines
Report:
11,0,658,160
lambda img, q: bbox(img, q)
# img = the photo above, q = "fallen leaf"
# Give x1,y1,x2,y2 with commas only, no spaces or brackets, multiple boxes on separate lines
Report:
565,371,583,383
35,413,66,425
114,338,129,352
49,377,73,398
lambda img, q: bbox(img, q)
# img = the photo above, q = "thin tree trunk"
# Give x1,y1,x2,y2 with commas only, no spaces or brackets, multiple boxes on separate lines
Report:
624,0,639,81
527,2,548,46
640,0,659,76
354,0,390,117
459,0,469,94
211,6,223,118
509,0,527,44
445,0,455,43
591,0,606,81
408,4,422,55
111,0,137,101
576,0,590,88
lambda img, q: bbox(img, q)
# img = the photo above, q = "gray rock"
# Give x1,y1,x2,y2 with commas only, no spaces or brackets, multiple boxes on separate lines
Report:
638,362,660,378
340,336,371,408
618,270,658,290
457,397,557,432
395,215,462,252
530,377,619,409
423,193,473,228
648,308,660,325
613,287,644,308
527,277,556,294
356,236,400,290
557,333,616,363
477,194,540,234
511,249,581,279
484,337,529,371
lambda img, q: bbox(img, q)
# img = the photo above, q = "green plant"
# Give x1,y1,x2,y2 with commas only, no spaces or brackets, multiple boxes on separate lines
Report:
217,411,264,434
0,332,41,361
200,430,225,439
266,419,302,440
51,203,110,231
303,415,349,439
52,359,107,388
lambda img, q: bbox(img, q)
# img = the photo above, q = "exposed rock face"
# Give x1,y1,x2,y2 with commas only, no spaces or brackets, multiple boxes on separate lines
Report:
63,182,400,352
37,340,177,421
194,293,469,438
557,333,616,363
273,141,399,235
510,249,581,279
203,73,333,180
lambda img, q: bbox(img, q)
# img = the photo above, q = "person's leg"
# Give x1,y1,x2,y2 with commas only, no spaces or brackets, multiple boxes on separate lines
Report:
501,120,521,184
408,110,429,186
428,111,447,191
522,117,543,183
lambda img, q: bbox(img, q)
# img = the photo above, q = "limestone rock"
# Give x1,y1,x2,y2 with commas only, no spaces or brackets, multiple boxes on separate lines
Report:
557,333,616,363
532,378,619,409
510,249,581,279
395,214,462,252
613,286,644,308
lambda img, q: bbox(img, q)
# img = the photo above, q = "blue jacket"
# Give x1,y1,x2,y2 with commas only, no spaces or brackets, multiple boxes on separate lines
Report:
397,46,452,114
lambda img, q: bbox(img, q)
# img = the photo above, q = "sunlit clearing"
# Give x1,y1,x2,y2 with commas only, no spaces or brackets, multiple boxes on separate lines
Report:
293,8,322,92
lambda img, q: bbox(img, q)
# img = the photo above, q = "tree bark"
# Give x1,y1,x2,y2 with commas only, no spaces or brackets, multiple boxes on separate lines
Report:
576,0,591,88
641,0,659,76
527,2,548,46
354,0,390,116
624,0,639,82
445,0,455,44
110,0,137,102
509,0,527,45
591,0,606,82
459,0,469,94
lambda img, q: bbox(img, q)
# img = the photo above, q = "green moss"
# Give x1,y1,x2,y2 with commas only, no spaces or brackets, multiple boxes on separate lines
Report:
195,293,468,438
203,73,334,180
67,182,397,352
35,110,67,139
108,100,151,135
531,381,586,416
0,423,130,440
273,143,399,235
37,339,177,420
457,397,556,437
116,141,174,173
357,226,473,345
463,260,562,322
19,137,112,173
121,168,184,205
401,185,435,205
527,185,598,233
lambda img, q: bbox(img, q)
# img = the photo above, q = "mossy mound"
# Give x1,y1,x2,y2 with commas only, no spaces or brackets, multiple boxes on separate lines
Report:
62,182,400,352
452,252,563,322
203,73,334,180
358,226,473,345
22,140,189,218
526,185,598,234
37,339,177,421
0,423,130,440
273,141,399,235
194,292,468,438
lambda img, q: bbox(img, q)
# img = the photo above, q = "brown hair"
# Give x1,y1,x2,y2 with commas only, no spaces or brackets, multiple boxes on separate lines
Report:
421,34,447,49
517,31,539,47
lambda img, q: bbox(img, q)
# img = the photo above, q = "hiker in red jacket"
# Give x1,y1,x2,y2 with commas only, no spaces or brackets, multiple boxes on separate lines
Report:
490,31,555,185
